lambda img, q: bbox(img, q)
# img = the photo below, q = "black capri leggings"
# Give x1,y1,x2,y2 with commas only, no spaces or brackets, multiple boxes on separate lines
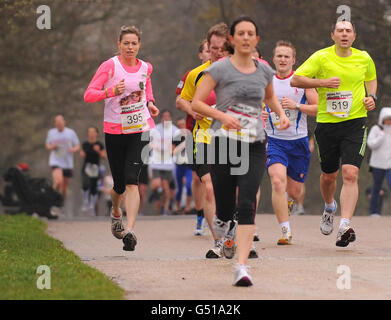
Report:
105,132,150,195
209,137,266,225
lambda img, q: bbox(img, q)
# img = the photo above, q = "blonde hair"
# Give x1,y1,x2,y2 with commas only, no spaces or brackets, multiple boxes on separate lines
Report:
273,40,296,58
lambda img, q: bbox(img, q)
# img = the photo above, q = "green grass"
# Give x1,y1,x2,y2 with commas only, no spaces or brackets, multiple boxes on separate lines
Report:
0,214,124,300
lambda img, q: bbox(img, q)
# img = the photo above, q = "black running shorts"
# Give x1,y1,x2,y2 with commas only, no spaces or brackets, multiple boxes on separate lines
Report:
314,117,367,174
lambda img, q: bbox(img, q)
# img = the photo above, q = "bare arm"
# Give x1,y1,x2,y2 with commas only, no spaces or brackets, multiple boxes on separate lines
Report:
281,88,318,117
191,73,241,130
291,75,340,89
363,79,377,111
264,82,290,130
176,95,204,121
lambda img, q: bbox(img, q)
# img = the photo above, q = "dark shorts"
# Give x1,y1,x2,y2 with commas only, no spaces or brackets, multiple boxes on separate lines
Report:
314,117,367,174
152,169,174,182
51,166,73,178
139,165,149,185
189,142,210,180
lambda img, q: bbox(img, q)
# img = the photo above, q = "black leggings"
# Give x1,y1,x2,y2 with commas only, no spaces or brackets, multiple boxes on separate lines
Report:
81,170,99,195
105,132,149,195
209,137,266,225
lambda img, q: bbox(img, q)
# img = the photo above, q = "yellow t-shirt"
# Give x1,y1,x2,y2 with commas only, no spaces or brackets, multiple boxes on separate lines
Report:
295,45,376,123
180,61,215,144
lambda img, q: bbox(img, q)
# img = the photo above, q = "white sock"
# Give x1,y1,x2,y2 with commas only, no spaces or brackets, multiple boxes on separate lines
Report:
280,221,291,232
339,218,351,228
325,200,336,211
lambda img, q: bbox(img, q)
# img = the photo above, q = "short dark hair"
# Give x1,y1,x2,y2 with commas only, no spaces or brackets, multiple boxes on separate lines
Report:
230,16,259,36
331,20,356,33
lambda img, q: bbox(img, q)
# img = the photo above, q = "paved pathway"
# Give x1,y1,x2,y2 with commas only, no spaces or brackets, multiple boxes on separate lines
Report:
47,214,391,300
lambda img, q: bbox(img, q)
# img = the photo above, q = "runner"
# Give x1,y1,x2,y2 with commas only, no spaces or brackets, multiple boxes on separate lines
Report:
176,39,210,234
263,40,318,245
192,16,290,286
80,126,106,216
84,25,159,251
45,114,80,201
178,23,230,258
149,110,178,215
291,20,377,247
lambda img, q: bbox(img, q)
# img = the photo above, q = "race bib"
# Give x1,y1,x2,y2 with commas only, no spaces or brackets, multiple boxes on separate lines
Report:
84,163,99,178
270,109,298,129
326,91,353,118
121,102,150,134
222,104,260,143
54,144,67,159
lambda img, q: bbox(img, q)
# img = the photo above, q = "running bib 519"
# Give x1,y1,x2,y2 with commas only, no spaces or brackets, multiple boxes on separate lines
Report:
326,91,353,118
121,102,149,134
222,104,259,142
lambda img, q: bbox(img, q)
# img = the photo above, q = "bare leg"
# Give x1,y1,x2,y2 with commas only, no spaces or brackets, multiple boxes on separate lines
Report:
340,165,359,220
110,188,124,217
320,170,338,205
237,225,255,265
268,163,289,224
201,173,218,240
124,184,140,230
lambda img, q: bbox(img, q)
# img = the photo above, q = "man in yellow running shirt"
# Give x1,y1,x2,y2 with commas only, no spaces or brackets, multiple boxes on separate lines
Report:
291,20,377,247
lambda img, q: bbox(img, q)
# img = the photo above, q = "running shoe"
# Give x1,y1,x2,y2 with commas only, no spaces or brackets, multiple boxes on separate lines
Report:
291,204,305,215
248,243,258,259
233,264,253,287
287,199,295,215
253,232,260,242
194,216,205,236
336,224,356,247
122,230,137,251
110,209,125,239
205,239,223,258
213,216,230,239
320,201,337,235
222,220,237,259
277,226,292,245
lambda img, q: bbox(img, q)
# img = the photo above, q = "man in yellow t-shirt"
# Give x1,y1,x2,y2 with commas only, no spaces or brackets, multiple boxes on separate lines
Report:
291,20,377,247
177,22,229,259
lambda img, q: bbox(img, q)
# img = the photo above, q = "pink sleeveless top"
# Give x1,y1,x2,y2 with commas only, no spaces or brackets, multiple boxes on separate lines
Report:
103,56,155,134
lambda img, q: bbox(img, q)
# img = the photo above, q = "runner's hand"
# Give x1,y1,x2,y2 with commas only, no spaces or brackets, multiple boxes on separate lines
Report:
363,97,376,111
191,111,204,121
323,77,340,89
93,145,101,153
281,97,297,110
221,114,242,130
114,79,125,95
278,113,290,130
148,102,160,117
261,109,269,122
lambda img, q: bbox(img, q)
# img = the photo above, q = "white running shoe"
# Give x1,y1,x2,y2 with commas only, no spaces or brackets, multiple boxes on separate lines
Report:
111,209,125,239
277,226,292,245
222,220,237,259
320,201,337,235
205,239,223,258
233,264,253,287
336,223,356,247
213,216,230,239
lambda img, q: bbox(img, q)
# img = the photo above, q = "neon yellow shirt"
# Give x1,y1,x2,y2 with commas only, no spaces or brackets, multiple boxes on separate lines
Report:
295,45,376,123
180,61,216,144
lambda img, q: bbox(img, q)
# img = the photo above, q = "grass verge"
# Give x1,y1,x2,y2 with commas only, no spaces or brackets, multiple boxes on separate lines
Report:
0,214,124,299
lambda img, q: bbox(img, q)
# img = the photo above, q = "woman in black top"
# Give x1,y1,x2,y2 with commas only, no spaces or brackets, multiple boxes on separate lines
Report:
80,126,106,216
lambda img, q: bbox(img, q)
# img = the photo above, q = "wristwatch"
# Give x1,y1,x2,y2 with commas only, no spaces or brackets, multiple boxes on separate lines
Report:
296,103,301,110
369,94,377,102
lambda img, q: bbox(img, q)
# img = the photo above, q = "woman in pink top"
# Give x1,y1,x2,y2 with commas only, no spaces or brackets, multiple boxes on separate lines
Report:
84,26,159,252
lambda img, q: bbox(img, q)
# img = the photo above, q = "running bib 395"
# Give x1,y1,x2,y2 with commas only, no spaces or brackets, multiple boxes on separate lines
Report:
326,91,353,118
121,102,150,134
222,104,259,142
